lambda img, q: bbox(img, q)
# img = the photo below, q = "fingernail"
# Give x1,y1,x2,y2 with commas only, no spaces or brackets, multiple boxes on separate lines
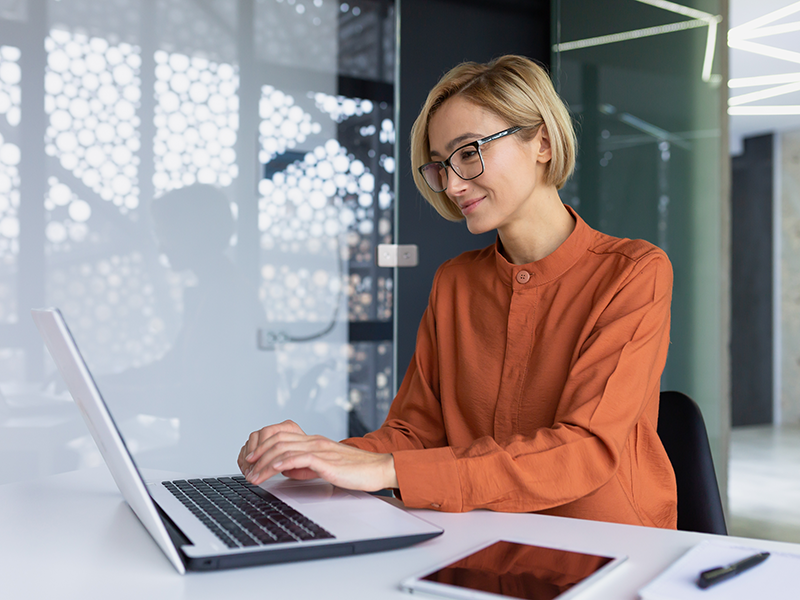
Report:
246,452,254,461
248,472,259,482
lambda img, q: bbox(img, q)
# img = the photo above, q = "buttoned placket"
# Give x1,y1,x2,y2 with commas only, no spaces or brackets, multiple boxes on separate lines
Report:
493,267,537,441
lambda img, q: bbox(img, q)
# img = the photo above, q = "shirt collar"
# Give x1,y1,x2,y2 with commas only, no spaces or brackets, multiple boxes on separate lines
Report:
493,204,593,287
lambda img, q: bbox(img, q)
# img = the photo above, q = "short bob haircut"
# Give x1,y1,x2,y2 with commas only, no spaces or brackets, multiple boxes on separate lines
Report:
410,55,577,222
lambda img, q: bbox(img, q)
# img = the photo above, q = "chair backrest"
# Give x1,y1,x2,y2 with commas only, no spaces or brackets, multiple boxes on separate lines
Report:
657,391,727,535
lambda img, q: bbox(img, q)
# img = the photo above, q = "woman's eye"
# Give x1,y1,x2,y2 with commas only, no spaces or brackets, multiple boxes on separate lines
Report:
458,149,478,161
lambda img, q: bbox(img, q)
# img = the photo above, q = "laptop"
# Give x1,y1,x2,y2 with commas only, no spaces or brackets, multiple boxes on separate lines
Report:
31,307,443,573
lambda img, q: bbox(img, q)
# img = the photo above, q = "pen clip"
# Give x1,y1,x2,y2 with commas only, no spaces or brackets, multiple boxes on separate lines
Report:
699,565,731,580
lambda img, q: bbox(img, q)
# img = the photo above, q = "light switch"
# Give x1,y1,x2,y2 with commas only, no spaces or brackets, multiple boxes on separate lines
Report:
377,244,418,268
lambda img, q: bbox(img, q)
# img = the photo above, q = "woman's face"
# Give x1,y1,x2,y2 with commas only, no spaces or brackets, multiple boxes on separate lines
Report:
426,96,551,236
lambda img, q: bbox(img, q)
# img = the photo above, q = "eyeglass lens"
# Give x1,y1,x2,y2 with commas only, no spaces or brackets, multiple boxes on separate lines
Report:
420,144,484,193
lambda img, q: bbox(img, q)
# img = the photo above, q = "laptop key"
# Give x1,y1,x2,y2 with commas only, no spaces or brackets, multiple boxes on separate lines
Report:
163,477,335,549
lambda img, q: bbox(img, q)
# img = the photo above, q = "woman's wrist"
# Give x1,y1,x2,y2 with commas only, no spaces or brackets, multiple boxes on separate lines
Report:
383,453,399,490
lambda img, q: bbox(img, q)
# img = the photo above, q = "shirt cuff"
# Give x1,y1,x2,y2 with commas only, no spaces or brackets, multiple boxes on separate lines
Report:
393,447,463,512
340,436,391,455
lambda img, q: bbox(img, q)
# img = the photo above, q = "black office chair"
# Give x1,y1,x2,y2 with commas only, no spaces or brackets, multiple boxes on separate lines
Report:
657,391,727,535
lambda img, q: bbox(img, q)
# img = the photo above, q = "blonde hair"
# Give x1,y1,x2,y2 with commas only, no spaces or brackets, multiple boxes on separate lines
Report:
410,55,576,222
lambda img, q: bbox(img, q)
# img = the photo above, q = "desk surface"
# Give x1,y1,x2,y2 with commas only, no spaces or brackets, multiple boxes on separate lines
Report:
3,467,800,600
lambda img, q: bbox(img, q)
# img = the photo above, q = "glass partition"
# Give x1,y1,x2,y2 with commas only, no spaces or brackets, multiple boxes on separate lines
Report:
552,0,729,485
0,0,396,482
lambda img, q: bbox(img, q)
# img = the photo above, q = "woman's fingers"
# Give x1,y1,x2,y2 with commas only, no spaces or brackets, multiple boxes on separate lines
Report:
245,433,326,484
238,420,305,472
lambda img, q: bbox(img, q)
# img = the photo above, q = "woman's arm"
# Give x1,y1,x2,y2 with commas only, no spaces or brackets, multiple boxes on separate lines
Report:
238,420,398,492
348,251,673,517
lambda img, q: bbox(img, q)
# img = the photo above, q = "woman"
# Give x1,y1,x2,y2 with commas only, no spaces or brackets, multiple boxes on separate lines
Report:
238,55,677,528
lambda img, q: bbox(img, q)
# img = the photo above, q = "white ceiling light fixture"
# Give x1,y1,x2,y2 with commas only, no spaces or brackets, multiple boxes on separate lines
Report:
553,0,722,83
728,80,800,106
728,1,800,116
729,72,800,88
729,105,800,115
732,20,800,39
553,20,710,53
729,1,800,38
636,0,721,82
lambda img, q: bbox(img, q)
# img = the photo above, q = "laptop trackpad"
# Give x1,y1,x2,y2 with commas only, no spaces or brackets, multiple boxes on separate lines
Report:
269,480,360,504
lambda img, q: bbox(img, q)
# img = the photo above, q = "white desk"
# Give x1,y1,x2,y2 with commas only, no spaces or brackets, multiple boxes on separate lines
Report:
3,467,800,600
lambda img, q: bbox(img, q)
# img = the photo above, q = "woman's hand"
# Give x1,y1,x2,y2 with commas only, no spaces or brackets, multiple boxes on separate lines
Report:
237,420,398,492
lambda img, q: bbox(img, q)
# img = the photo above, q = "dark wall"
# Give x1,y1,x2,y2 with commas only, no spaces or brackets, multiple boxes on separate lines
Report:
731,134,773,426
396,0,550,381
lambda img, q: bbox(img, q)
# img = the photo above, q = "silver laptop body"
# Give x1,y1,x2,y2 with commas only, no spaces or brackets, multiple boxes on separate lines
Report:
32,307,442,573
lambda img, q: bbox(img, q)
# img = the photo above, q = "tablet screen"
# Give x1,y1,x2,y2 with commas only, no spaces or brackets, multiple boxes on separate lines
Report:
403,540,625,600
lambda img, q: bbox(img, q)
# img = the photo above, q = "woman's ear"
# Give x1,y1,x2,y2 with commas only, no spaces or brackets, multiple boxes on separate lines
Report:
536,124,552,164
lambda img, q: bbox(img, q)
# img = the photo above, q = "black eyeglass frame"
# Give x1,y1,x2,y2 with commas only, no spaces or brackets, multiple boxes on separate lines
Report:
417,125,526,193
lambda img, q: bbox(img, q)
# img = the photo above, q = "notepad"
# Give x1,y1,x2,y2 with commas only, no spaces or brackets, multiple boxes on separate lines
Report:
639,540,800,600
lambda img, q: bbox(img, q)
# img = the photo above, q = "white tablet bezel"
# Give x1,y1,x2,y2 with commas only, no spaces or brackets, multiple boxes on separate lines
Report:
399,538,627,600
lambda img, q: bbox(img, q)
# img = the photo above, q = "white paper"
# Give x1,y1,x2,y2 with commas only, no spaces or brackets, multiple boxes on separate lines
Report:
639,540,800,600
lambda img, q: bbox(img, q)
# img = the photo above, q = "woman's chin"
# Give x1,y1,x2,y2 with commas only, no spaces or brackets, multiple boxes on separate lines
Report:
464,216,493,236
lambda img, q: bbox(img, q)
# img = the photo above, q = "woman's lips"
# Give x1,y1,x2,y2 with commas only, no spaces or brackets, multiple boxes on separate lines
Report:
460,197,484,216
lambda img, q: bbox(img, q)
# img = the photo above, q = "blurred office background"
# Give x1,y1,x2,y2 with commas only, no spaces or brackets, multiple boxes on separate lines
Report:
0,0,396,477
727,0,800,543
0,0,798,542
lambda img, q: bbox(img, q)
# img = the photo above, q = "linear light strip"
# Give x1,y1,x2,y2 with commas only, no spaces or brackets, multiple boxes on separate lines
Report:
732,21,800,40
618,114,690,149
555,0,720,82
635,0,716,22
728,105,800,115
604,129,721,142
602,130,720,151
729,81,800,106
727,5,800,117
728,38,800,65
637,0,722,82
729,72,800,88
729,1,800,39
618,114,670,140
702,20,718,82
553,19,708,52
599,108,689,149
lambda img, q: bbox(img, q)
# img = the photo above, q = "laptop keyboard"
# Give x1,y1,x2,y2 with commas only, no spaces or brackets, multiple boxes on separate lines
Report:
162,476,334,549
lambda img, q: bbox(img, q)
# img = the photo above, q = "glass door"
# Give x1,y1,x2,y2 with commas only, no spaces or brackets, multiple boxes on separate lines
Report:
552,0,729,481
0,0,397,482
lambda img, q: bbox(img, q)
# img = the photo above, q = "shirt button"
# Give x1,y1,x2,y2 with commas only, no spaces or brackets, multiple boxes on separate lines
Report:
431,503,441,508
516,270,531,284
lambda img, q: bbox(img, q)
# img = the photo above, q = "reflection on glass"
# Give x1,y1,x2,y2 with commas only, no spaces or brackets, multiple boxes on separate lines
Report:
94,184,275,472
0,0,396,483
422,541,613,600
45,29,143,212
152,50,239,192
0,44,20,325
553,0,726,478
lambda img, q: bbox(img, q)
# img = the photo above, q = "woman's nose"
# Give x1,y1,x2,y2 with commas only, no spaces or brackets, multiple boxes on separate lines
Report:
445,171,468,196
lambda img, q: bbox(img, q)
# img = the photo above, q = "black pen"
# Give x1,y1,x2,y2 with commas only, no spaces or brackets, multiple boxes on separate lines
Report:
696,551,771,589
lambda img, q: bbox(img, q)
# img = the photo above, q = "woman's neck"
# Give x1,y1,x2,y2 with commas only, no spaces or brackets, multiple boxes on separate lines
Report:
497,189,575,265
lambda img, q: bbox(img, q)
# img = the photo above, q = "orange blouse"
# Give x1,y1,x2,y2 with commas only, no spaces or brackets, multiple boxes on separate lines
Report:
344,206,677,528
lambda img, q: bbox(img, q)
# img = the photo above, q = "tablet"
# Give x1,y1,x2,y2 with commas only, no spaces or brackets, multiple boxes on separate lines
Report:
400,540,627,600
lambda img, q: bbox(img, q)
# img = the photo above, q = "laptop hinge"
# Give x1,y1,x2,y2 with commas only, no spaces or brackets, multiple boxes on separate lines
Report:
153,500,191,568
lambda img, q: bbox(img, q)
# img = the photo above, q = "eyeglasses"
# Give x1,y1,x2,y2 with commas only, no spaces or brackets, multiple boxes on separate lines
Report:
418,125,525,194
